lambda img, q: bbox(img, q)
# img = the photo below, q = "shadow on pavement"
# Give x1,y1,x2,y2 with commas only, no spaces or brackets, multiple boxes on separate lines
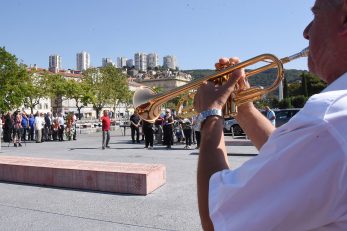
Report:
190,152,257,156
0,181,142,197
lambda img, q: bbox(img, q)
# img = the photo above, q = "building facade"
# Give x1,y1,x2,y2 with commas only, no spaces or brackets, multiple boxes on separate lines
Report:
76,51,90,71
134,53,147,72
102,58,114,67
49,54,62,73
126,59,134,68
163,55,177,70
117,57,127,68
147,53,159,69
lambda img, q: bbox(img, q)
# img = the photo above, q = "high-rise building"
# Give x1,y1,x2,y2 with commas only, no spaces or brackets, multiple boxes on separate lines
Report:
117,57,127,68
134,53,147,71
76,51,90,71
102,58,113,67
126,59,134,68
147,53,159,69
49,54,62,73
163,55,177,70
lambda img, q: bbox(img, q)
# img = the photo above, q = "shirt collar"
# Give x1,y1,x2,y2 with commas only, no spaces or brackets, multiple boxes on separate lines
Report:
322,72,347,93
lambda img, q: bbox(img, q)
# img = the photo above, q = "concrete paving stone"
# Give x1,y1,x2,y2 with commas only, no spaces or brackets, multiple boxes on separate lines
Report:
0,129,258,230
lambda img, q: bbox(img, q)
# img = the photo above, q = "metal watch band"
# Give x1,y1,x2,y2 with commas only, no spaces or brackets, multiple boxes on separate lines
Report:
200,109,222,122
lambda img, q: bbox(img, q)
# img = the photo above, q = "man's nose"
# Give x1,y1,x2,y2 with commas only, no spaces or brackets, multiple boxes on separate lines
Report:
303,21,312,40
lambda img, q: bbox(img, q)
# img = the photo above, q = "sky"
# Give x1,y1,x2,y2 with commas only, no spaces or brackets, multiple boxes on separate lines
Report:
0,0,315,71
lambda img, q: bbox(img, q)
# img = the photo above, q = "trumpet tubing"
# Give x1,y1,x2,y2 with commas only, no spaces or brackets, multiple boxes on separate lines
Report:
133,48,309,122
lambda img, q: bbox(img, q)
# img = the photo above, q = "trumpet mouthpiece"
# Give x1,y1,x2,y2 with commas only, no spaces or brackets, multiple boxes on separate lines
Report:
281,47,309,64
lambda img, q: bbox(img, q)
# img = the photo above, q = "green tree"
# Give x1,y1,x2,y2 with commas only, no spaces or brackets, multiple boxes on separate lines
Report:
288,81,302,97
44,73,68,113
291,95,307,108
65,80,91,119
283,77,289,99
0,47,27,112
301,72,308,97
289,72,326,98
305,72,326,96
83,65,130,118
22,71,49,114
278,98,292,109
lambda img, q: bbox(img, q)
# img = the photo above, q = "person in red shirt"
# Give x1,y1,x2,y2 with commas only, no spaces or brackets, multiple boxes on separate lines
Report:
100,110,111,150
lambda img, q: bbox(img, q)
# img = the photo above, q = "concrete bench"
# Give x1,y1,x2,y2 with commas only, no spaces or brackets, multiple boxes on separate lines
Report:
0,156,166,195
80,123,93,129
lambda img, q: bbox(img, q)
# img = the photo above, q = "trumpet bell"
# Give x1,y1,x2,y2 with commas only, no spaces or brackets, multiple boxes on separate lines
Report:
176,93,196,118
133,86,161,123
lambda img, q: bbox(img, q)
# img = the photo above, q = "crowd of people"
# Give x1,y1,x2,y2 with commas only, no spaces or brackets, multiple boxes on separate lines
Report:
1,108,203,151
129,109,202,150
1,110,77,147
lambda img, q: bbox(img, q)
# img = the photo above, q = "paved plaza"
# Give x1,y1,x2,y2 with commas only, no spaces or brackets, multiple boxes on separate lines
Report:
0,128,258,231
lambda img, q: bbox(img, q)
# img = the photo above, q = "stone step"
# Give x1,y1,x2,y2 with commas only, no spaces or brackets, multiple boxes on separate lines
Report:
0,156,166,195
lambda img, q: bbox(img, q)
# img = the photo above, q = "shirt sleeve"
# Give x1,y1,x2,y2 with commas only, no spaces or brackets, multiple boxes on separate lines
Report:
209,121,347,231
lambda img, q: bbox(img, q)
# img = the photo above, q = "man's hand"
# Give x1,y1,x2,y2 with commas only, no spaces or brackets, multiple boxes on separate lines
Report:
193,57,247,113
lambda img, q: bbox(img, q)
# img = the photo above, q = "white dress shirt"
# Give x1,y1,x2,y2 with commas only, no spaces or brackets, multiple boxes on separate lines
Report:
34,116,45,130
209,72,347,231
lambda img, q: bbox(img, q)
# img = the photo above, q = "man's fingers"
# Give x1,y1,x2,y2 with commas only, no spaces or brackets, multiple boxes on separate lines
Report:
215,57,230,70
222,57,245,92
229,57,240,65
219,57,230,65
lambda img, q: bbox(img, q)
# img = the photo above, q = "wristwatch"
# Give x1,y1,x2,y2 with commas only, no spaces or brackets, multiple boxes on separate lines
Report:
200,109,223,123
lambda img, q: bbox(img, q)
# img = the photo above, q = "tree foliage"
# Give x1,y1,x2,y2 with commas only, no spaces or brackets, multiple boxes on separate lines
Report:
291,95,307,108
0,47,27,112
64,79,91,119
83,65,130,118
22,71,49,114
278,98,292,109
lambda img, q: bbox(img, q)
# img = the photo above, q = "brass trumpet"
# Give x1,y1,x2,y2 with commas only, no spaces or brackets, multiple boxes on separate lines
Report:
133,48,309,122
176,93,196,119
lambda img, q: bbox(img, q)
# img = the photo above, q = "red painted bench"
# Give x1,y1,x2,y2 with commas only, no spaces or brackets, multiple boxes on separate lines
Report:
0,156,166,195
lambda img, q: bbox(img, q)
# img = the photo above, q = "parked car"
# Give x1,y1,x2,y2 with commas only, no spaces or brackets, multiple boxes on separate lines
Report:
224,108,301,135
224,118,244,135
273,108,300,127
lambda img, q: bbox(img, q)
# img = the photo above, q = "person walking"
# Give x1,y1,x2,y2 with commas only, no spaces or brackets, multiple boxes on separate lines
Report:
100,110,111,150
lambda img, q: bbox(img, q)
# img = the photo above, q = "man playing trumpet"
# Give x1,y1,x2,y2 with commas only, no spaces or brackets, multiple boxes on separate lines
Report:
194,0,347,230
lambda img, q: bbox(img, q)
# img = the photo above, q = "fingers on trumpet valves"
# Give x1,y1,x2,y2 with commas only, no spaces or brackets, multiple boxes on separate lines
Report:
215,57,230,70
229,57,240,65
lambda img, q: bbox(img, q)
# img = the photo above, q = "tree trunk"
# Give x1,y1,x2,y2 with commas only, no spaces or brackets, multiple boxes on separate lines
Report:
77,107,82,120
